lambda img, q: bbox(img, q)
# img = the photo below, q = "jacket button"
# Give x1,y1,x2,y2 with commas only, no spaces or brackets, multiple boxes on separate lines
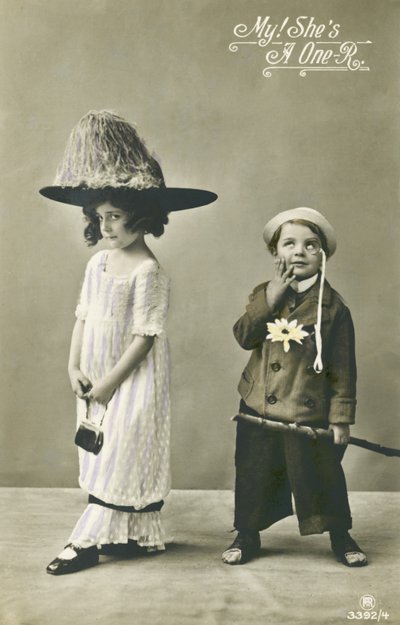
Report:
271,362,281,372
267,395,277,405
305,398,315,408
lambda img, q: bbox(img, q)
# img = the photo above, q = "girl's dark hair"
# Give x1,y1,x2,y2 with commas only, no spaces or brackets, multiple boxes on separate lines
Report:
267,219,329,256
82,188,169,246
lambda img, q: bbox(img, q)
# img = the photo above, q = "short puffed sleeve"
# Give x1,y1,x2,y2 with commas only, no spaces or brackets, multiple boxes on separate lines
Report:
131,262,170,336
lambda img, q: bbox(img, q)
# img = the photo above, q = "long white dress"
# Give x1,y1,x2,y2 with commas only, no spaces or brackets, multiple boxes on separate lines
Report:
68,250,171,549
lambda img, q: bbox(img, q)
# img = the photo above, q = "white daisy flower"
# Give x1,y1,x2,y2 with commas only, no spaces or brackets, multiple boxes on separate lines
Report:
266,318,309,352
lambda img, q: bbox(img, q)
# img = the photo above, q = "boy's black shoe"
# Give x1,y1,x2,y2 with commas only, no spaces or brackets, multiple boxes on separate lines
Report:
222,529,261,565
330,531,368,567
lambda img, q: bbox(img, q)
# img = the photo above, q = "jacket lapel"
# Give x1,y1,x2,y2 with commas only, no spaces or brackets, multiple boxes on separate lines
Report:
285,278,333,326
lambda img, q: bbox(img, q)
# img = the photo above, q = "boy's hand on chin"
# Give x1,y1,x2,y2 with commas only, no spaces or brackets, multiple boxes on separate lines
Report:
266,257,296,309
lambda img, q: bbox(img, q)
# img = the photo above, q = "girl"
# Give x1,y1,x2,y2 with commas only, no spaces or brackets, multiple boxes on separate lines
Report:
222,207,367,568
40,110,216,574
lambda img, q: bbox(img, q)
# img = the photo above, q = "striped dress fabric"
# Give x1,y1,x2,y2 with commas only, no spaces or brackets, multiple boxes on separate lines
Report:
68,251,171,549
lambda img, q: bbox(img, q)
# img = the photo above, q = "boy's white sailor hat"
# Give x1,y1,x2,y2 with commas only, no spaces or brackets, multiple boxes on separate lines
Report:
263,207,337,257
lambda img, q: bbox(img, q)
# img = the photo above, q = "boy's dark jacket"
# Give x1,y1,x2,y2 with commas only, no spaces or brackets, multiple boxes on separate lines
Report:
234,278,357,425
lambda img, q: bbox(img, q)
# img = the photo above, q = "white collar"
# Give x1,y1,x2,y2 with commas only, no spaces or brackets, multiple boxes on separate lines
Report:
290,273,319,293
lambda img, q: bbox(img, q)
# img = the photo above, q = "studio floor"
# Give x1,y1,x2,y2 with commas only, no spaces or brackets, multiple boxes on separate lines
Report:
0,488,399,625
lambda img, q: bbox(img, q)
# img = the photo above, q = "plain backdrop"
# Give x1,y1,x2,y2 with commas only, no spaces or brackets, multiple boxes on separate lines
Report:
0,0,399,491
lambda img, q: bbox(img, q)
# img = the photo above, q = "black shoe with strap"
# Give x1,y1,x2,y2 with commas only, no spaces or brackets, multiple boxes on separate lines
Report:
46,543,99,575
222,530,261,565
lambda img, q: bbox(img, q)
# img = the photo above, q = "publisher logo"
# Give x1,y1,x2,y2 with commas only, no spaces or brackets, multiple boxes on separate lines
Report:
359,595,376,610
346,595,389,621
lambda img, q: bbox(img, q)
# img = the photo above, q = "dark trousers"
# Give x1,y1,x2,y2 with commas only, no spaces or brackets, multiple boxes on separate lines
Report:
234,401,352,535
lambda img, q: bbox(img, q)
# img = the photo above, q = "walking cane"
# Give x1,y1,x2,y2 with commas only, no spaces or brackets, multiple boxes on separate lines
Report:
232,413,400,457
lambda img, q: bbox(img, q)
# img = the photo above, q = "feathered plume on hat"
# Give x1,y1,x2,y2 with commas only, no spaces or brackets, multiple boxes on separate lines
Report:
40,110,217,211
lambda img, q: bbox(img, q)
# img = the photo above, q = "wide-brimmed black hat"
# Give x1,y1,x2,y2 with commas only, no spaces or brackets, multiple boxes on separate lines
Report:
39,110,217,211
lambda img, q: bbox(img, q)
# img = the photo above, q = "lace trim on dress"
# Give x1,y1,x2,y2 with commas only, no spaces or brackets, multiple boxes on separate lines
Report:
68,504,167,550
131,325,165,337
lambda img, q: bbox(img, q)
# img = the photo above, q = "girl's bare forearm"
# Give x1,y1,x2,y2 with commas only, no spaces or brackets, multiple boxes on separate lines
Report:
104,335,155,390
68,319,85,373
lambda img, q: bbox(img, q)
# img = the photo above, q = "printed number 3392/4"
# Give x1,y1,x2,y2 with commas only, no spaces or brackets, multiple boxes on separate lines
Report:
347,611,389,620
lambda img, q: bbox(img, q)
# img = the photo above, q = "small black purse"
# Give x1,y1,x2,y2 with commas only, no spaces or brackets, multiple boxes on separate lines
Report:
75,400,107,455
